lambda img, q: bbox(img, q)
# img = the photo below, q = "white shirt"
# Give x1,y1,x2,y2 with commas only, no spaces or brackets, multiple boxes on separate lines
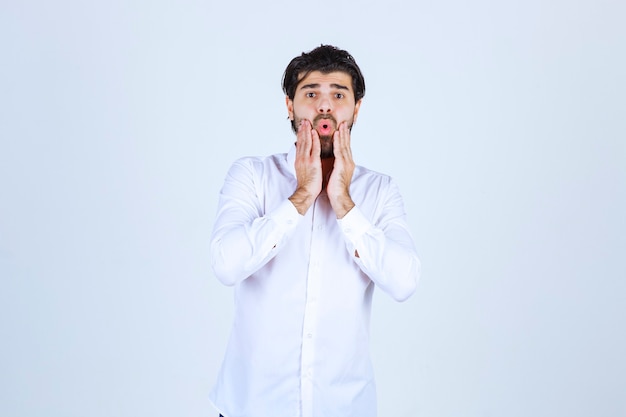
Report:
209,145,420,417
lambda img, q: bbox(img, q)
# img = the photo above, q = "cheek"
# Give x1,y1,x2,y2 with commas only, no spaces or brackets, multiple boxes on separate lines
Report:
293,106,315,121
339,109,357,122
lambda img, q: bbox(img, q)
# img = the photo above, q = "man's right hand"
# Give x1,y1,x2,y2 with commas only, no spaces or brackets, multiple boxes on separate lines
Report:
289,120,322,215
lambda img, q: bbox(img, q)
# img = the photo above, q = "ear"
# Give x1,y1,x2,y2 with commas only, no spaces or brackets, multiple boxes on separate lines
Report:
352,99,362,124
285,96,294,120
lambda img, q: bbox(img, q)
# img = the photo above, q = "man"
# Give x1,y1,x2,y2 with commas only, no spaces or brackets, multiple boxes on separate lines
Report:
209,45,420,417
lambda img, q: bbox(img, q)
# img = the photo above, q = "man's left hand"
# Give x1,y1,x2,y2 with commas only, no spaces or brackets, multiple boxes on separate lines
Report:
327,121,356,219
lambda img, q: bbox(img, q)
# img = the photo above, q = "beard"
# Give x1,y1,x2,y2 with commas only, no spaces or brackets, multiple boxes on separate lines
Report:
291,114,354,159
318,134,334,159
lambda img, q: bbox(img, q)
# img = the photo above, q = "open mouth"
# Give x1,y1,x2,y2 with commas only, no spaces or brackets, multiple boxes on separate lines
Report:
315,118,336,135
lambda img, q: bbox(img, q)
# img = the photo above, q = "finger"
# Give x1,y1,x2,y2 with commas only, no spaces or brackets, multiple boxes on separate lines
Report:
296,120,309,142
333,122,351,158
311,127,321,159
296,120,312,156
332,129,342,160
340,122,352,158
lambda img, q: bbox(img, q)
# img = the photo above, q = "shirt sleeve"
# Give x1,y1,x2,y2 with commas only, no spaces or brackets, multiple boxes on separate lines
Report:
210,158,301,286
337,180,421,302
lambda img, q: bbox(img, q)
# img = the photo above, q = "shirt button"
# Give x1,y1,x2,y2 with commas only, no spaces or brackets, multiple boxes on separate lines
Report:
317,225,324,230
307,333,313,338
344,227,352,233
307,369,313,378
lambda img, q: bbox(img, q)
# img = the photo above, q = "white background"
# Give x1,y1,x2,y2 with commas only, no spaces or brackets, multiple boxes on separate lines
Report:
1,0,624,416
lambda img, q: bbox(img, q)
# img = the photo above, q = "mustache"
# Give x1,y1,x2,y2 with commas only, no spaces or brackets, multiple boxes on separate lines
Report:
313,115,337,127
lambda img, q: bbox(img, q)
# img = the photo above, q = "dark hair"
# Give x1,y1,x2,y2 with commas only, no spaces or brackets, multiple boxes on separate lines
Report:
282,45,366,101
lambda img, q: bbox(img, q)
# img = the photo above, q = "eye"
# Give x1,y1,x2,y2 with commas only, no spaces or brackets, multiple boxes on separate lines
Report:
306,92,316,98
335,93,344,99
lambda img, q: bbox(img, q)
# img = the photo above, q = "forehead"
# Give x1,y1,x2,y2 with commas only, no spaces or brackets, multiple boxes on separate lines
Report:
297,71,353,90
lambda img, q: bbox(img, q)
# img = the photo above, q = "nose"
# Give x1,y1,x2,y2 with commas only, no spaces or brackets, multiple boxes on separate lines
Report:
318,96,332,114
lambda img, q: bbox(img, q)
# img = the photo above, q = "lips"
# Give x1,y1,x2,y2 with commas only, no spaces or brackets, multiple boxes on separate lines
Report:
314,117,336,136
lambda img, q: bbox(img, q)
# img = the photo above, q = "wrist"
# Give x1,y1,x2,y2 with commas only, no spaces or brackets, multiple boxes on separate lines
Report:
289,188,317,215
329,195,355,219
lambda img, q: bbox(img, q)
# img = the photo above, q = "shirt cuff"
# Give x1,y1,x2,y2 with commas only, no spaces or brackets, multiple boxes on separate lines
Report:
337,206,372,242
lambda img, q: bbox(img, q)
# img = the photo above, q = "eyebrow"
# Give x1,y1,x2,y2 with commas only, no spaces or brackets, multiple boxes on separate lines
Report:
299,83,350,91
